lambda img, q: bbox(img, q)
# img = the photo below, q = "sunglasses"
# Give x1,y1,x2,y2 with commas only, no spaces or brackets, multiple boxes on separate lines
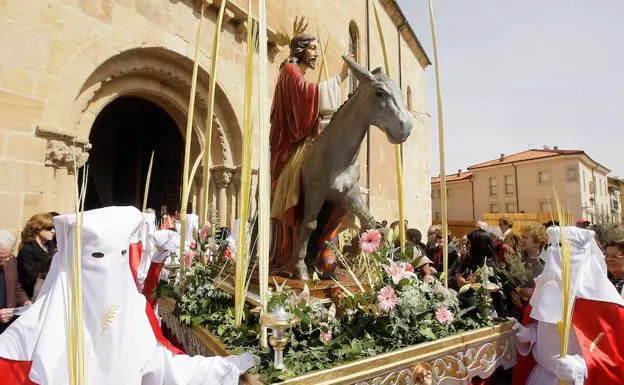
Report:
42,227,55,231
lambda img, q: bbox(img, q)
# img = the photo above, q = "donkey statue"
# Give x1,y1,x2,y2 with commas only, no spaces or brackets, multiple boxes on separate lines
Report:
293,55,414,280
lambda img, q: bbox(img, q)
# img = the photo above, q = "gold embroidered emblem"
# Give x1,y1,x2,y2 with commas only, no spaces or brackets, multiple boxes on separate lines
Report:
101,303,121,335
590,332,605,353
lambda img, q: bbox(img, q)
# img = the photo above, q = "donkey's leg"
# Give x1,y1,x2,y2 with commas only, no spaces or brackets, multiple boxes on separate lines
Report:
342,186,375,230
292,195,325,281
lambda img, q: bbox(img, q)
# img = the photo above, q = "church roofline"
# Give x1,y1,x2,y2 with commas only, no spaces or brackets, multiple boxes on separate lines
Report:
381,0,432,68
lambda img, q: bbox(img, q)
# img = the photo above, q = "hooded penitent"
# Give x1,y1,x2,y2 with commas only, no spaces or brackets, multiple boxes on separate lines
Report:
0,206,251,385
513,226,624,385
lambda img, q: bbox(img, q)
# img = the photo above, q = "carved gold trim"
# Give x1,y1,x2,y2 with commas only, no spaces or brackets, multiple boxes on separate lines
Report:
159,297,516,385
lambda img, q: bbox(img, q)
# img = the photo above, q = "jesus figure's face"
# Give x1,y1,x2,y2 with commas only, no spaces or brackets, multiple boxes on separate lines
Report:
302,39,319,70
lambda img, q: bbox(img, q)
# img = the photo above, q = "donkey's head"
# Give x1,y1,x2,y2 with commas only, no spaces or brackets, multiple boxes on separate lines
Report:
342,55,413,144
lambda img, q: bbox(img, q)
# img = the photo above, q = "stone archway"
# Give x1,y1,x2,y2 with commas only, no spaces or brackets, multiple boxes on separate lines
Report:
69,47,247,225
83,96,183,216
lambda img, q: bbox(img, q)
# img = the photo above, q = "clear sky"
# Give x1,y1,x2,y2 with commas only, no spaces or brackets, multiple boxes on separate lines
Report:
396,0,624,178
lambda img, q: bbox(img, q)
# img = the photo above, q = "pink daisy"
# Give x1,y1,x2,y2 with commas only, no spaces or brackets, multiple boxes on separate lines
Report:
359,229,382,254
377,286,397,313
435,307,454,325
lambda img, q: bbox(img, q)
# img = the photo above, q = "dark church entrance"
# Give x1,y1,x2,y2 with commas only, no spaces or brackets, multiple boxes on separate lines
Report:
83,96,183,217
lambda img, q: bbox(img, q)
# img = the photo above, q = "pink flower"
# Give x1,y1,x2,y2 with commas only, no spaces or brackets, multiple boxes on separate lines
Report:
200,223,211,242
404,263,414,273
183,250,195,267
359,229,382,254
435,307,454,325
383,259,417,285
377,286,397,313
189,240,197,250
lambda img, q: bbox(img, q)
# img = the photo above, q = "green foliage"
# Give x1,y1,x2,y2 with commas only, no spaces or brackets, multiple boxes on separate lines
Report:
494,252,533,288
170,227,495,383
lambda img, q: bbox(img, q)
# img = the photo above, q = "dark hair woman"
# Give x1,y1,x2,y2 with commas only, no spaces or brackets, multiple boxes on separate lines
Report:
455,230,503,317
17,213,54,299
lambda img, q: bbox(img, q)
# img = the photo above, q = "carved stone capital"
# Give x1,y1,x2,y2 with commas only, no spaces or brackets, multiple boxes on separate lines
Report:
212,165,235,188
36,126,92,174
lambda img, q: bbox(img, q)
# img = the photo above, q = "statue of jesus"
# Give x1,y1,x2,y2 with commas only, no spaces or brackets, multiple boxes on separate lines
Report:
269,33,350,280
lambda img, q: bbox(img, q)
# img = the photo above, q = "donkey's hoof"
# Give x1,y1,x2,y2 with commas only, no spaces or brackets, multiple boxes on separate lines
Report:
295,263,310,281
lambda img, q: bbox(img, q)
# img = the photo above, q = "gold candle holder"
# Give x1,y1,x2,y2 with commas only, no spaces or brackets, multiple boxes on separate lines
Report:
260,306,300,370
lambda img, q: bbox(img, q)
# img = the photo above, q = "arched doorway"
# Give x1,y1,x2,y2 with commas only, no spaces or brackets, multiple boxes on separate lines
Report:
83,96,183,216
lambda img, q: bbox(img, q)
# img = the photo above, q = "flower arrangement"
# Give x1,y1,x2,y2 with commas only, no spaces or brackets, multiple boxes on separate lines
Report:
164,226,495,383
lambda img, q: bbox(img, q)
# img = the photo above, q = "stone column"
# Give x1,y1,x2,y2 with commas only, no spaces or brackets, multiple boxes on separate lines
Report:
232,167,242,220
213,166,234,227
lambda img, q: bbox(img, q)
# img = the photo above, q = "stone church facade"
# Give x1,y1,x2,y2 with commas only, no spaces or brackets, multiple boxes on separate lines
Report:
0,0,432,235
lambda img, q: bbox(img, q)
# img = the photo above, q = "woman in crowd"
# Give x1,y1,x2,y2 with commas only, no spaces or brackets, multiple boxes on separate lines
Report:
486,226,516,262
504,232,522,255
507,222,548,318
0,230,31,334
455,230,503,316
519,223,548,279
17,213,54,299
447,236,468,290
425,225,459,274
406,228,427,254
605,227,624,297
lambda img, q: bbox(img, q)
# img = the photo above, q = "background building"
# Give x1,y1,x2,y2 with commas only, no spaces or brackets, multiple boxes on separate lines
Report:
0,0,432,234
431,170,473,222
608,177,622,224
432,148,614,223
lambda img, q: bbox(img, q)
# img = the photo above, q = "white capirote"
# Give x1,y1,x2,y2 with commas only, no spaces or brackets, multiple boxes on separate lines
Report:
0,206,250,385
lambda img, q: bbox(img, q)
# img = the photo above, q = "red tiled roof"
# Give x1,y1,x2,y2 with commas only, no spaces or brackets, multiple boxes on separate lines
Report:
431,171,473,184
467,149,585,170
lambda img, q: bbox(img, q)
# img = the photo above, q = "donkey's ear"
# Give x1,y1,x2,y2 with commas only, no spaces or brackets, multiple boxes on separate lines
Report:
371,67,384,76
342,55,374,83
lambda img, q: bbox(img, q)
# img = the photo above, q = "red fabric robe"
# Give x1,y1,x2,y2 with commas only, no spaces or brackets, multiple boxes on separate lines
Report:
269,63,320,275
269,62,319,188
512,299,624,385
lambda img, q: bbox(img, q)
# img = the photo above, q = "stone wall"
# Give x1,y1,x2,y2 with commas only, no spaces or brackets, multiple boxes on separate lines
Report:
0,0,431,236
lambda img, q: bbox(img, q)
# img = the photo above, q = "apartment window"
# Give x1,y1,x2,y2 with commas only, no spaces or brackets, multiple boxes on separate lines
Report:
446,188,451,198
538,170,550,183
489,177,498,195
406,86,413,113
504,175,514,194
539,200,550,213
599,179,603,196
490,204,500,213
566,166,578,182
589,179,596,194
505,203,516,213
582,171,586,191
431,189,439,199
434,212,441,221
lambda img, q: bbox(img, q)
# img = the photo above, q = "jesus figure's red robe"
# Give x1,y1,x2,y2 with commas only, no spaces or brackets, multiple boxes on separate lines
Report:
269,63,344,276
